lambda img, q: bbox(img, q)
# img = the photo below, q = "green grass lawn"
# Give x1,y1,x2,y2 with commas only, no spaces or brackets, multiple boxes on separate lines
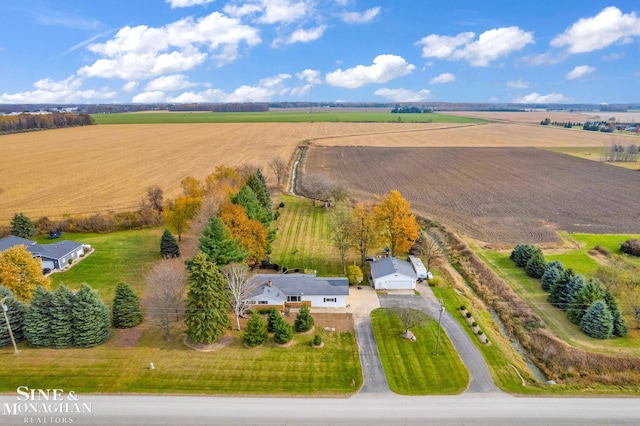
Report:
370,308,468,395
0,325,362,396
544,147,640,170
36,229,162,303
92,111,486,125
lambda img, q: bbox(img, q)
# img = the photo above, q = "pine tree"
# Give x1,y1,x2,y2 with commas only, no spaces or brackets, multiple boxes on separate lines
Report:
0,286,26,347
233,185,269,225
185,252,231,344
274,320,293,344
294,305,314,333
510,244,538,268
24,286,53,347
567,278,604,325
267,307,282,333
548,268,574,308
602,290,627,337
580,300,614,339
72,284,111,347
199,216,248,266
541,262,563,291
524,250,546,279
51,285,75,349
160,229,180,259
559,274,586,311
10,212,37,239
246,170,272,223
112,283,143,329
243,311,267,347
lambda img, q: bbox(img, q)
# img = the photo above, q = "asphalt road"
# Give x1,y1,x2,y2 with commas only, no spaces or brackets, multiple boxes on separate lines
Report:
3,394,640,425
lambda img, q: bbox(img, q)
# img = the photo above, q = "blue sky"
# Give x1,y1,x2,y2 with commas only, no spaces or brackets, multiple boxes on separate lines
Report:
0,0,639,104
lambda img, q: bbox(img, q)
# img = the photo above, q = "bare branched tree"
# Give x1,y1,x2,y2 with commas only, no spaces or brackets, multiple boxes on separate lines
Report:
222,262,257,331
300,173,335,206
393,307,428,333
181,196,222,259
268,157,289,188
411,230,440,274
145,258,186,340
327,204,354,275
146,185,164,214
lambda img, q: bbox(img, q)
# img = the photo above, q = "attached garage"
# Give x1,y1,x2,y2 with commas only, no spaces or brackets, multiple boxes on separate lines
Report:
369,257,417,291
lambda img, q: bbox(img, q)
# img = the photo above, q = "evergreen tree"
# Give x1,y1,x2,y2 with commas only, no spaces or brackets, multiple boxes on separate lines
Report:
160,229,180,259
72,284,111,348
548,268,574,308
199,216,248,266
185,252,231,344
51,285,75,349
510,244,538,268
541,262,563,291
112,283,143,329
233,185,269,225
274,320,293,344
294,305,314,332
267,307,282,333
246,171,272,223
0,286,26,347
24,286,53,347
243,311,267,347
602,290,627,337
559,274,586,311
567,278,604,325
524,250,546,279
10,212,37,239
580,300,614,339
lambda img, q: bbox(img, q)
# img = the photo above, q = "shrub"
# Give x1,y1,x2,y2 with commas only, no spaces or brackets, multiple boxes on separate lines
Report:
621,239,640,257
460,305,466,311
428,277,442,287
466,312,472,318
267,307,282,333
273,320,293,344
472,322,477,327
313,335,322,346
525,251,546,279
294,305,314,332
477,330,483,335
279,202,285,208
243,311,267,347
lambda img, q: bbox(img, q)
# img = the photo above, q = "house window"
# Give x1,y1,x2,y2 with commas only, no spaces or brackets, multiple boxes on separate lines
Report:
287,296,301,302
323,298,337,303
258,301,268,305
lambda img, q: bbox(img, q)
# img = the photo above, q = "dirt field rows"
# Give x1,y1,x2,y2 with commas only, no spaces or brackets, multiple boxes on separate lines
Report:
304,146,640,244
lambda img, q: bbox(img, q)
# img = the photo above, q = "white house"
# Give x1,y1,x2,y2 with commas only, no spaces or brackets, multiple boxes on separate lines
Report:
369,256,417,290
244,273,349,309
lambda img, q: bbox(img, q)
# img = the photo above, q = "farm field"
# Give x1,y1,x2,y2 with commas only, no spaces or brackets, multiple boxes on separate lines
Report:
303,146,640,244
447,110,640,125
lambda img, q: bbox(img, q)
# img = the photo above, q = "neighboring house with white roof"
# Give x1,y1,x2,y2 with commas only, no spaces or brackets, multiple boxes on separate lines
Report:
244,273,349,309
0,236,85,271
369,256,417,290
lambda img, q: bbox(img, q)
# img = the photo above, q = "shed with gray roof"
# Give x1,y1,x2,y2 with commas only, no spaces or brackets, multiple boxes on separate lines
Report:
369,256,417,290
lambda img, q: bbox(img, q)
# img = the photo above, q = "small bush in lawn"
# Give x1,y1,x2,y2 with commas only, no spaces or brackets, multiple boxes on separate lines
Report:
313,335,322,346
267,307,282,333
279,202,285,208
294,305,314,332
428,277,442,287
621,239,640,257
466,312,472,318
274,321,293,344
472,321,477,327
460,305,466,311
477,330,483,335
244,311,267,347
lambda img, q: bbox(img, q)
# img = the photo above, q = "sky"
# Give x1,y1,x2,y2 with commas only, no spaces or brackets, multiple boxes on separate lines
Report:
0,0,639,105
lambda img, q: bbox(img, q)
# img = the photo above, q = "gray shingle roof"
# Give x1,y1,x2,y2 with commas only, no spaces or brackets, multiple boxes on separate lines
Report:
28,240,83,261
370,257,417,280
0,236,36,252
248,274,349,298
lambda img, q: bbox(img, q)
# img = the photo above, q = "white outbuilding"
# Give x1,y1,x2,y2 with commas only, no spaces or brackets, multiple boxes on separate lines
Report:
369,256,417,290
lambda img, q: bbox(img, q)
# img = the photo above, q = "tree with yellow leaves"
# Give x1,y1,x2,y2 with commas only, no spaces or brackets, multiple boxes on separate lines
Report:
163,195,201,241
0,245,50,301
352,201,379,266
374,190,419,257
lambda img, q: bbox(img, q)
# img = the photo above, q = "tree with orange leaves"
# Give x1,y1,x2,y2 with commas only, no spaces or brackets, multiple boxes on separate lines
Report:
219,203,267,266
374,190,419,257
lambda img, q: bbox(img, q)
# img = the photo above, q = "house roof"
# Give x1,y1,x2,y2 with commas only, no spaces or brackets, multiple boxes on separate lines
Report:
0,236,36,252
370,256,417,280
247,274,349,299
28,240,83,261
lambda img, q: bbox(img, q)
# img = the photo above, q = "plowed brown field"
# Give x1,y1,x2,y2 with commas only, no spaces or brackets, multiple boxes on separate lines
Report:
304,146,640,243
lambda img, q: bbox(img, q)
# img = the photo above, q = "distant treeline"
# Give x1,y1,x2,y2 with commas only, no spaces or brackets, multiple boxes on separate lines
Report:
168,103,269,112
0,112,94,134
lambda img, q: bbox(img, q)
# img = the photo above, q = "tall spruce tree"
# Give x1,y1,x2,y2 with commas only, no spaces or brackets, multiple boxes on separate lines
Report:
267,307,282,333
243,311,267,347
580,300,614,339
233,186,269,225
541,261,563,291
185,252,231,344
51,285,75,349
112,283,143,329
199,216,247,266
0,286,26,347
294,305,314,332
274,320,293,344
10,212,37,239
548,268,574,308
559,274,586,311
567,278,604,325
24,286,53,347
525,250,546,279
246,171,272,223
72,284,111,347
602,290,627,337
160,229,180,259
510,244,538,268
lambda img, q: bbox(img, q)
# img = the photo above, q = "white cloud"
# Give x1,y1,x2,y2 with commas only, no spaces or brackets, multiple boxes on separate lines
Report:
145,74,196,91
325,54,415,88
340,7,380,24
296,69,322,84
513,92,571,104
507,79,529,89
289,84,312,97
31,9,103,31
225,0,312,24
566,65,596,80
429,73,455,84
374,88,430,102
259,73,291,88
0,76,116,103
122,81,139,92
274,25,326,46
551,7,640,54
78,12,260,80
416,26,534,66
166,0,215,8
602,52,625,61
132,91,166,103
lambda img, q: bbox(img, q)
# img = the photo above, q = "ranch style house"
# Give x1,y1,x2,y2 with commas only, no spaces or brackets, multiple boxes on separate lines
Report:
244,273,349,309
0,235,85,272
369,256,418,290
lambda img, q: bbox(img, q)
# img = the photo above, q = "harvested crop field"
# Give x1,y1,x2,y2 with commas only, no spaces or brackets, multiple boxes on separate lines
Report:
304,146,640,244
0,122,438,223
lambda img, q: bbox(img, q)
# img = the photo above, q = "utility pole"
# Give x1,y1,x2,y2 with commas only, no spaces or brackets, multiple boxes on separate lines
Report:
0,296,19,354
435,298,445,355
